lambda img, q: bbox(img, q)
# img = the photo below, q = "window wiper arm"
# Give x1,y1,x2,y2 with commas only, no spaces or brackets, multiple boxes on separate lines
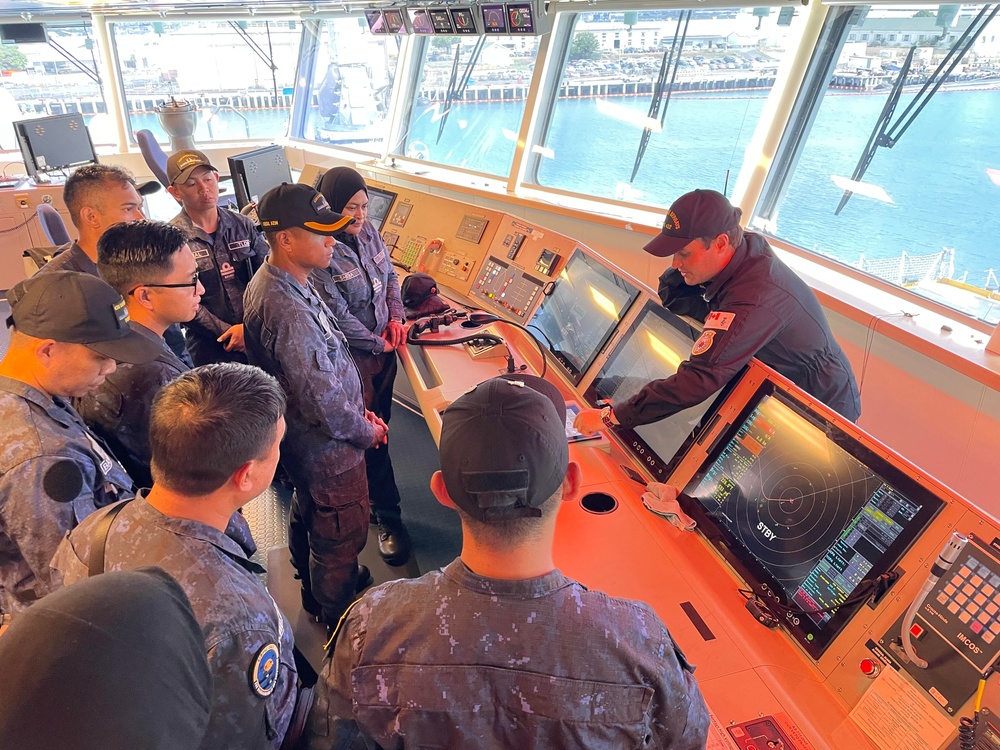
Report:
836,4,999,214
436,37,487,145
631,11,690,183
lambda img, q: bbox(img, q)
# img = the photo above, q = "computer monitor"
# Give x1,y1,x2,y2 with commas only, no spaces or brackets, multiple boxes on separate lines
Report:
227,145,292,209
364,10,388,34
14,113,98,178
586,299,722,479
677,377,946,658
527,248,639,384
366,186,397,232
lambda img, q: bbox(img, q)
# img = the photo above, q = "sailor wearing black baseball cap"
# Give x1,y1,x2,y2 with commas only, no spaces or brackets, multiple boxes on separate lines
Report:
306,374,710,748
0,271,157,618
245,183,384,626
574,188,860,437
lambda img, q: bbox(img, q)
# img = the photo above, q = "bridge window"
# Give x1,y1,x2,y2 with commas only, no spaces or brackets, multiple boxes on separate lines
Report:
524,8,802,207
109,20,299,146
754,3,1000,324
391,35,541,176
0,22,114,147
296,18,401,152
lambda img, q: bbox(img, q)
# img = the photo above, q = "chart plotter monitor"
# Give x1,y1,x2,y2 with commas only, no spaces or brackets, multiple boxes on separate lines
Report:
677,376,946,658
365,186,397,232
527,248,639,384
586,299,722,480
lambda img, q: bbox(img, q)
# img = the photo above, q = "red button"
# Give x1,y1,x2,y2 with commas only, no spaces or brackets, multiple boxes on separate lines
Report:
860,658,880,677
909,623,925,639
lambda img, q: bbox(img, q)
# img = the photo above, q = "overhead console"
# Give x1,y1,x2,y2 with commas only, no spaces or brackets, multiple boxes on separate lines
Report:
362,0,552,36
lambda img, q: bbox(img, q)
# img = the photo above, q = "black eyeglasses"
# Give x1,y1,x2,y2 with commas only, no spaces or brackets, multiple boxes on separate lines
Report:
128,273,201,295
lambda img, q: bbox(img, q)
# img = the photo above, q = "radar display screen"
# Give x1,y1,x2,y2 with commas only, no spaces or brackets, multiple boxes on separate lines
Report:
680,385,945,658
481,4,509,33
528,248,639,385
585,299,722,480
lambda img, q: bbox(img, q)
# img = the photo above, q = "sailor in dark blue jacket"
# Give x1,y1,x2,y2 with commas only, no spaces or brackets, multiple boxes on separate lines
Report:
575,189,861,435
244,184,387,626
315,167,411,566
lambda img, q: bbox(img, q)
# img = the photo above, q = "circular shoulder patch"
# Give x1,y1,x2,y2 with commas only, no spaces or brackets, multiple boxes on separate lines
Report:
692,330,716,356
249,643,280,697
43,460,84,503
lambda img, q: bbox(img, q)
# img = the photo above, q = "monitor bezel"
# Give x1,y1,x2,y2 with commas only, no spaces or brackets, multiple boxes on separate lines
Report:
528,247,640,386
382,9,408,34
427,8,456,34
226,144,292,209
677,379,947,659
506,2,536,34
449,7,479,34
406,7,435,34
14,113,98,178
481,3,509,33
365,185,398,232
584,298,726,481
364,9,389,34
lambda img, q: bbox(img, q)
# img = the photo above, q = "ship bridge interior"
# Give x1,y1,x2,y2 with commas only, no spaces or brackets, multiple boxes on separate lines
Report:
1,0,1000,748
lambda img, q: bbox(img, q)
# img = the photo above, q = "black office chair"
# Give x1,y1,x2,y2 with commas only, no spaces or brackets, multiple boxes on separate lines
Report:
36,203,71,246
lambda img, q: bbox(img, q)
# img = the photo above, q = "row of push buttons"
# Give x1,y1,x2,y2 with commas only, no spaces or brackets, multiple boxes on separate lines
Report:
936,557,1000,643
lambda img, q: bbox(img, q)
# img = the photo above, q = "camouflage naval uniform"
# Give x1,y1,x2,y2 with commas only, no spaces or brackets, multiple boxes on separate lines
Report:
306,559,711,749
74,321,190,490
312,220,405,528
244,259,375,624
0,375,133,617
51,493,297,750
171,207,268,366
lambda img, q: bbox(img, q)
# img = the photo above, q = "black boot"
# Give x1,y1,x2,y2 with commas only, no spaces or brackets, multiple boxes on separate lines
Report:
377,521,412,566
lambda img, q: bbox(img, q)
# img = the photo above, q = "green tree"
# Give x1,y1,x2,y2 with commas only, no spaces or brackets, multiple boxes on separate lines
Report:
0,46,28,71
570,32,600,61
431,36,453,50
912,9,935,17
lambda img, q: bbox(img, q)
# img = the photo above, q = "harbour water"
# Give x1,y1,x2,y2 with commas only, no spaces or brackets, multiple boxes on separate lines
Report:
131,85,1000,293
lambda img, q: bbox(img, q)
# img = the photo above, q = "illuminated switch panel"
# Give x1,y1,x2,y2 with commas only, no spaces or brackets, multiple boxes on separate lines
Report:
438,249,476,282
470,255,543,324
391,236,425,271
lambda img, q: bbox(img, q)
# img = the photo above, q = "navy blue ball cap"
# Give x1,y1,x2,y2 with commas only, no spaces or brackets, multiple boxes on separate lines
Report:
440,375,569,523
7,271,161,364
644,189,743,257
257,183,354,236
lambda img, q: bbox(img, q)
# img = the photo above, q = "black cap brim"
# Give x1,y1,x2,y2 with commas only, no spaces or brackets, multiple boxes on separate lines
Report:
137,181,161,196
87,328,163,365
643,232,690,257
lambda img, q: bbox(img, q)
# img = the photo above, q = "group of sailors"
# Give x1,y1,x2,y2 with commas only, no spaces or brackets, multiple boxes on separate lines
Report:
0,148,861,749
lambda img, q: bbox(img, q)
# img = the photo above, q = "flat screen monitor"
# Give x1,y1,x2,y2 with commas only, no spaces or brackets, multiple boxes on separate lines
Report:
527,248,639,384
382,10,408,34
678,380,945,658
506,3,536,34
450,8,479,34
364,10,388,35
585,299,723,480
1,23,48,44
14,113,97,178
407,8,434,34
428,9,455,34
227,145,292,209
366,186,397,232
481,4,509,33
